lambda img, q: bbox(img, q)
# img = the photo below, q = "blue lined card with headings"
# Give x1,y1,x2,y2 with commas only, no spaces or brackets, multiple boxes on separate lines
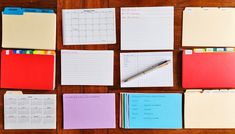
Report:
121,93,182,129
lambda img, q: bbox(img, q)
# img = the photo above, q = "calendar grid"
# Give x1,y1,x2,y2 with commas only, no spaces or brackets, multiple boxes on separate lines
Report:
62,8,116,45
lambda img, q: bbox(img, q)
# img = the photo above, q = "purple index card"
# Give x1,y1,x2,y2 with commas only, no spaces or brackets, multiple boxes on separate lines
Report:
63,93,116,129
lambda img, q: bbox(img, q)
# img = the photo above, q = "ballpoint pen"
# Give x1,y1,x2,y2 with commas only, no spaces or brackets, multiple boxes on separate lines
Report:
123,60,171,83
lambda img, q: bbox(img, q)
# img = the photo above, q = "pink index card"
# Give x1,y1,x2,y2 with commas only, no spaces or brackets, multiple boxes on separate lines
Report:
63,93,116,129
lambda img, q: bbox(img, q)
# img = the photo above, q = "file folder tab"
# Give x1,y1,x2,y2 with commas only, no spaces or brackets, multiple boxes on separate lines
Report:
3,7,54,15
3,7,24,15
23,8,54,13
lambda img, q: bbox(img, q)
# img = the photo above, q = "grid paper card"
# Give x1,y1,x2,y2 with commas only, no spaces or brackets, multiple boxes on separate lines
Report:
62,8,116,45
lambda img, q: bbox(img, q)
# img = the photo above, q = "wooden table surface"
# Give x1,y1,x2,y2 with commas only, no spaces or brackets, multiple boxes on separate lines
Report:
0,0,235,133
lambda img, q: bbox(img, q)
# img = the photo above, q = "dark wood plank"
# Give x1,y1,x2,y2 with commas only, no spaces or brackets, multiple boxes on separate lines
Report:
1,0,56,9
109,0,175,7
176,0,235,7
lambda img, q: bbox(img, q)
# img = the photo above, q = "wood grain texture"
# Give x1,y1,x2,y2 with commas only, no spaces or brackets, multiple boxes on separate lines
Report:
0,0,235,133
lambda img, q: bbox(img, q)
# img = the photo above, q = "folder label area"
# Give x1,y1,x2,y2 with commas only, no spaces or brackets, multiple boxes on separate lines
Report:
6,50,9,55
185,50,192,55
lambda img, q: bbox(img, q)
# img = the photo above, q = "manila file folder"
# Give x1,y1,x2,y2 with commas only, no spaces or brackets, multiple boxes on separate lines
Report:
2,7,56,50
185,90,235,128
182,7,235,47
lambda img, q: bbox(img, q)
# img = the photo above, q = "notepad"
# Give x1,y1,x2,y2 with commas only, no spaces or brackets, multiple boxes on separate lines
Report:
182,49,235,88
1,49,56,90
121,6,174,50
120,93,182,129
4,91,56,129
61,50,114,85
182,7,235,47
62,8,116,45
120,52,173,87
2,7,56,50
63,93,116,129
185,89,235,128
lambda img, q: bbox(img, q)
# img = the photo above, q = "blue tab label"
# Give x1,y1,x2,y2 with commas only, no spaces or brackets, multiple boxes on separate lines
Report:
23,8,54,13
3,7,54,15
3,7,24,15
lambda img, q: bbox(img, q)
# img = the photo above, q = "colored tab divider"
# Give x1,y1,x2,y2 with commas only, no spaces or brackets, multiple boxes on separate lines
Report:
7,50,55,55
193,48,235,53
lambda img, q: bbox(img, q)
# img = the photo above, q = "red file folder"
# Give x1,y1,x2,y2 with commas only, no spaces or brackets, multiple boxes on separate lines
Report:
1,50,55,90
182,49,235,88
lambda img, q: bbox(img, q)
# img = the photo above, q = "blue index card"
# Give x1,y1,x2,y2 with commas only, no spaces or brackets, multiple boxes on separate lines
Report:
125,93,182,129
